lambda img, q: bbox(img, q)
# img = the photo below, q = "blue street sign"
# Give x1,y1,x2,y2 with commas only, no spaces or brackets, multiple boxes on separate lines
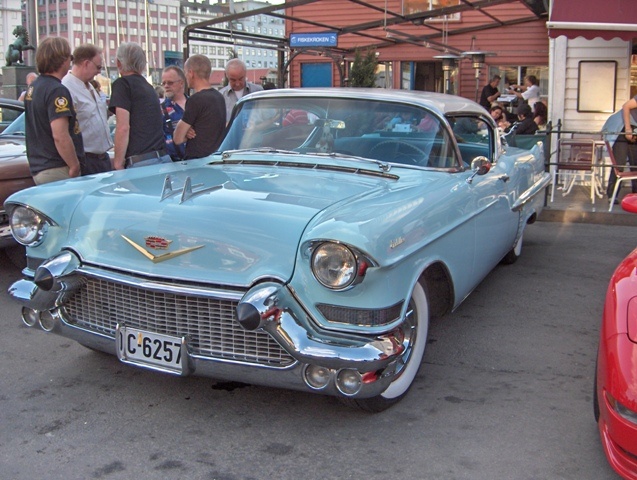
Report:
290,32,338,48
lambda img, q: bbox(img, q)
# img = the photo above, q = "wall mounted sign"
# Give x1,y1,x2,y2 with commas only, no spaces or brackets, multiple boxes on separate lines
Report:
577,61,617,113
290,32,338,48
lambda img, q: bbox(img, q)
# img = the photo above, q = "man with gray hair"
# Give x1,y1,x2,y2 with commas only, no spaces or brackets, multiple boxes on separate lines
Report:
160,65,188,161
173,54,225,159
109,42,170,169
219,58,263,122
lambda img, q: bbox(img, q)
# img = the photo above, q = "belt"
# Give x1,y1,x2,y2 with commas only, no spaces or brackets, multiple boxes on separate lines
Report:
125,149,167,167
85,152,109,159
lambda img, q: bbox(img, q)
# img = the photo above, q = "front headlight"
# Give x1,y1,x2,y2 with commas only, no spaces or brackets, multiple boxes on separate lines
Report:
9,205,49,246
311,242,359,290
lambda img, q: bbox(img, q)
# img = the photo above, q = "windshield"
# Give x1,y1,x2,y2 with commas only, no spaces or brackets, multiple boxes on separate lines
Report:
219,97,460,169
0,112,25,137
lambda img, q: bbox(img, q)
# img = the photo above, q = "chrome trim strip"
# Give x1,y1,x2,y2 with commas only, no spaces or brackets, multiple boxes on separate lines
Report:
77,265,246,301
511,172,551,212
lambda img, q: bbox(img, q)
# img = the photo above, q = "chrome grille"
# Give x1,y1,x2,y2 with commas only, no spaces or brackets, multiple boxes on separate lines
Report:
62,274,294,367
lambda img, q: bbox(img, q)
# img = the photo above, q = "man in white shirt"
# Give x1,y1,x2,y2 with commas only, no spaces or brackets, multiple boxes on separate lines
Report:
510,75,541,108
62,44,113,174
218,58,263,122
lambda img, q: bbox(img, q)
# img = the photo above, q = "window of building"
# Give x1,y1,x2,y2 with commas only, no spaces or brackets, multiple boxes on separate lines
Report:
491,65,549,101
631,55,637,98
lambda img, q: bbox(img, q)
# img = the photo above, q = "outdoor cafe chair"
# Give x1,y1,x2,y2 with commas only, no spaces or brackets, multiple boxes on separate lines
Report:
606,140,637,212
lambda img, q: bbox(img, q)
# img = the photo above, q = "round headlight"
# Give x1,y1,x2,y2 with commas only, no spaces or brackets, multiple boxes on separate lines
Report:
10,205,47,246
311,242,357,289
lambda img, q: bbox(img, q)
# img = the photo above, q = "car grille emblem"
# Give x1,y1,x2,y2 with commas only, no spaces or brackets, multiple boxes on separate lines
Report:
145,236,172,250
121,235,204,263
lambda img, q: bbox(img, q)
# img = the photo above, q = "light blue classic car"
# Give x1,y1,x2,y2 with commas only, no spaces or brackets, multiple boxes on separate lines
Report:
6,89,549,411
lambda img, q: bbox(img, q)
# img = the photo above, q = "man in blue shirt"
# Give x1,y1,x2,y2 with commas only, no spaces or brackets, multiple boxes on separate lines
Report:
160,66,187,161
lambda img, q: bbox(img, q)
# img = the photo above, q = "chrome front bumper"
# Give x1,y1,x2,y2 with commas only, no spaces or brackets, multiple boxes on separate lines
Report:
9,251,406,399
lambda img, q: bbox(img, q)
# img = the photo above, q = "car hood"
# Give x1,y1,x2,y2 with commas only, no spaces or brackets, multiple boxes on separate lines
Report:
46,158,411,287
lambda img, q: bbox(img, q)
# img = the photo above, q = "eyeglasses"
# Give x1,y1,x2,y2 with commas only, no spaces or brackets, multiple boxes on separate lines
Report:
89,59,103,71
161,80,182,87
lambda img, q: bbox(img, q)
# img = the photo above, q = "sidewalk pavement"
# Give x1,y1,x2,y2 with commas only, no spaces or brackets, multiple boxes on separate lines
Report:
539,184,637,226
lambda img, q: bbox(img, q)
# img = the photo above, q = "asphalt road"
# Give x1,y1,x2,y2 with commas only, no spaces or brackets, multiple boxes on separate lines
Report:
0,221,628,480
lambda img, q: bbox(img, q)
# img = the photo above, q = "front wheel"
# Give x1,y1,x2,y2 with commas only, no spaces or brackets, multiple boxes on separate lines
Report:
340,281,430,412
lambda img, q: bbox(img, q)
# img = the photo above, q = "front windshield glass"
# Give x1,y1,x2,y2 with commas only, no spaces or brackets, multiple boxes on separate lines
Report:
219,97,460,169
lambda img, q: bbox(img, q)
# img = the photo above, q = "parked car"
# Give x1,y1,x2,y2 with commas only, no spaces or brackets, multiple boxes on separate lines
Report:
0,100,32,249
6,89,550,411
595,193,637,478
0,98,24,132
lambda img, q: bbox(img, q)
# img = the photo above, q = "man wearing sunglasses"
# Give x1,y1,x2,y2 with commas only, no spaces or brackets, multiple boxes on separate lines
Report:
62,43,113,174
160,66,188,161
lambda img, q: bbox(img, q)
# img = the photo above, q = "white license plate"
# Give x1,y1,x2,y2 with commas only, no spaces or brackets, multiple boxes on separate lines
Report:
116,325,185,374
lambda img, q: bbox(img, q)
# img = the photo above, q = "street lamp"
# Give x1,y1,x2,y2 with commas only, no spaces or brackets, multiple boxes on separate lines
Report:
462,45,495,102
433,53,462,95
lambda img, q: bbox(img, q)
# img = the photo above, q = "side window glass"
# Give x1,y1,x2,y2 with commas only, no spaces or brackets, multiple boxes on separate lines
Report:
449,115,493,165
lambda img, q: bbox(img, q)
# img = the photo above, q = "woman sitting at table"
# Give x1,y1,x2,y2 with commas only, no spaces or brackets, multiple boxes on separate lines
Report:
533,102,548,130
490,104,510,131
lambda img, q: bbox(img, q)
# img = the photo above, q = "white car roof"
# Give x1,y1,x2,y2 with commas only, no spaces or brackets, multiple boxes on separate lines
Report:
241,87,487,117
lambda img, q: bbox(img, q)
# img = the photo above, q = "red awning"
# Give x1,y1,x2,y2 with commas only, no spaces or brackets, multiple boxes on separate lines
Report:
548,0,637,41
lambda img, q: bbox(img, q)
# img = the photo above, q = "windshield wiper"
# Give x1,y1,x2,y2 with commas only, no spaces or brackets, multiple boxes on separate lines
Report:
311,151,391,172
221,148,301,158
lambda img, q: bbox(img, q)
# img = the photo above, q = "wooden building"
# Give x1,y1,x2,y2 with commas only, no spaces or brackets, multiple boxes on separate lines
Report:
547,0,637,132
283,0,549,102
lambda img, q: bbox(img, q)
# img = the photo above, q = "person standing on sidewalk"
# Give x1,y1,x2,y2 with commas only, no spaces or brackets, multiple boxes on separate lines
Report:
160,66,188,162
173,55,226,159
62,44,113,174
109,42,170,169
219,58,263,123
24,37,83,185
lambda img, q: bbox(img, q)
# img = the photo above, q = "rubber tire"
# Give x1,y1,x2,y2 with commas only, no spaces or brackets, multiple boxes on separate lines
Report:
501,231,523,265
340,281,430,413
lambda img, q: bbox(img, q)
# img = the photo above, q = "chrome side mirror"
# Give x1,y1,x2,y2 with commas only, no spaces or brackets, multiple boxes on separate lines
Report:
467,157,491,184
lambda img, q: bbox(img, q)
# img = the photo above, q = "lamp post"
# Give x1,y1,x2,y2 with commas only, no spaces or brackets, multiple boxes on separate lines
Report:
434,53,462,95
462,47,495,102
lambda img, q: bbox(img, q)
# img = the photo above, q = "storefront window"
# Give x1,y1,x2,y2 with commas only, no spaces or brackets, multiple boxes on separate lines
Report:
375,63,392,88
490,65,549,101
401,62,412,90
630,53,637,98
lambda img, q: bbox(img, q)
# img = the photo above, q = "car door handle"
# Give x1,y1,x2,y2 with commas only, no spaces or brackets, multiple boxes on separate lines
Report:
499,175,510,182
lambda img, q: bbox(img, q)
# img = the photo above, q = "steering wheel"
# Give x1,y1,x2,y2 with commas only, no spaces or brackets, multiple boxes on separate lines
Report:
369,140,427,165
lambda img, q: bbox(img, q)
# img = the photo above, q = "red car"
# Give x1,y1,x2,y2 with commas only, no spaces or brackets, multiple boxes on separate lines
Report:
595,194,637,479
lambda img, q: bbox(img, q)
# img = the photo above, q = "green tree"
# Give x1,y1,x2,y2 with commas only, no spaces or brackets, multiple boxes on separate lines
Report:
349,49,378,88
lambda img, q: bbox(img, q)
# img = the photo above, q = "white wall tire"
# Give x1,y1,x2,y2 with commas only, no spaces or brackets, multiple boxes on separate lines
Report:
341,281,430,412
502,231,523,265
